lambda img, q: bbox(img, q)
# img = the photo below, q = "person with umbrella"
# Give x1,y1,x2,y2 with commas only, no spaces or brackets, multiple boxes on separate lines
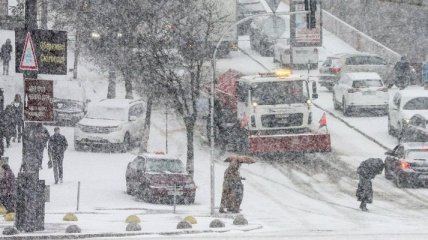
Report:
219,155,255,213
356,158,384,212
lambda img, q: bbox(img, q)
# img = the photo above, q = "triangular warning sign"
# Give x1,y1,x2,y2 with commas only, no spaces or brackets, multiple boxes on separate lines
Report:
19,32,38,71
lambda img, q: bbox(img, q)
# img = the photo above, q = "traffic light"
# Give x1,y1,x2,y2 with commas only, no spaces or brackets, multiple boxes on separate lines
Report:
305,0,317,29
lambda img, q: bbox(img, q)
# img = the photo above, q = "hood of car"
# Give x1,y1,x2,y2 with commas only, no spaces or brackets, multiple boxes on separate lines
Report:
145,173,192,186
78,118,124,127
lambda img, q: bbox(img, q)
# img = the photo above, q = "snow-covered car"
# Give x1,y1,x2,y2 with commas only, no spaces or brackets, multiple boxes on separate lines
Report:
319,56,341,91
333,72,388,116
384,142,428,188
74,99,146,152
388,86,428,137
53,80,89,126
321,53,391,87
125,153,196,204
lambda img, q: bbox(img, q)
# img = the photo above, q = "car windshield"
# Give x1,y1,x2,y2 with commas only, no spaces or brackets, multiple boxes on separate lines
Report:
403,97,428,110
146,159,186,174
406,150,428,161
345,56,386,65
352,79,383,88
86,106,128,121
251,81,308,105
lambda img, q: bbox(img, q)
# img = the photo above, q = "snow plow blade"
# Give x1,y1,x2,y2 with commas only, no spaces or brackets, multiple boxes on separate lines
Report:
249,133,331,153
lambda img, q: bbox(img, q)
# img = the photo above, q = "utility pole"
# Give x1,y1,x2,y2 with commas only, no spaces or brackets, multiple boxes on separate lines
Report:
73,0,81,79
15,0,46,232
40,0,47,30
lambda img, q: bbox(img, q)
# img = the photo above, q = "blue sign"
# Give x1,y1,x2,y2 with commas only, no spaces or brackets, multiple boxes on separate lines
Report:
423,62,428,83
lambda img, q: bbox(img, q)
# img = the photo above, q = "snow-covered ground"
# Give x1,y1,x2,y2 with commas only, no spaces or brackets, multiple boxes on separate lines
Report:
2,1,428,238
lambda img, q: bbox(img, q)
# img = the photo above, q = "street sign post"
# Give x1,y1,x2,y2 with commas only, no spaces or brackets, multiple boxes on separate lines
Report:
15,29,67,75
24,79,54,122
265,0,281,13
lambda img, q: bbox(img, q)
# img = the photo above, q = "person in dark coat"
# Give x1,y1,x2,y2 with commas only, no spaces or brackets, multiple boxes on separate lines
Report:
0,164,16,213
3,104,17,148
48,127,68,184
356,158,384,212
12,94,24,143
393,56,412,89
0,39,13,76
219,160,244,213
22,123,50,172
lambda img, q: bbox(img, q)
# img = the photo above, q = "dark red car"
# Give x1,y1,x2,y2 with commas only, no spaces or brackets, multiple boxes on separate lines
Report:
126,153,196,204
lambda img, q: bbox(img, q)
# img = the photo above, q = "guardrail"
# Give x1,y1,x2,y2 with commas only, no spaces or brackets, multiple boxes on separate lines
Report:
322,10,401,64
280,0,401,64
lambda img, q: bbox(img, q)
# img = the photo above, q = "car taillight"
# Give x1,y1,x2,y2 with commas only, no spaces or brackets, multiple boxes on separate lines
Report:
400,160,411,170
348,88,361,93
377,87,388,92
330,67,341,74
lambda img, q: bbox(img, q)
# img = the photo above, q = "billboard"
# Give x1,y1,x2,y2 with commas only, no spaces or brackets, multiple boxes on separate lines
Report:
24,79,54,122
15,29,67,75
290,0,322,47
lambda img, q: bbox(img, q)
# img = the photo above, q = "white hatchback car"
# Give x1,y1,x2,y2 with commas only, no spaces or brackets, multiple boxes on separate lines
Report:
74,99,146,152
388,86,428,137
333,72,388,116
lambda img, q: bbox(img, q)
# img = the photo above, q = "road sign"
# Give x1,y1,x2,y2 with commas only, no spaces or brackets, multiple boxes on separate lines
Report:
265,0,281,13
16,29,67,75
19,32,38,71
262,16,286,39
24,79,54,122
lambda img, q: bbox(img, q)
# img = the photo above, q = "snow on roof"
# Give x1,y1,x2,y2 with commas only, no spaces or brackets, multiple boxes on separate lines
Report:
344,72,381,80
95,99,143,108
398,86,428,99
240,74,306,83
140,153,180,161
402,142,428,150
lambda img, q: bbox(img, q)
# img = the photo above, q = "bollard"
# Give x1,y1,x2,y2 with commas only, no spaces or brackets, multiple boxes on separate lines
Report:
173,184,176,214
76,181,80,211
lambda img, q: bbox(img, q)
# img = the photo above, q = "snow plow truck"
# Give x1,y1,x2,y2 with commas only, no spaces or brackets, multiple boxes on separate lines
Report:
214,69,331,154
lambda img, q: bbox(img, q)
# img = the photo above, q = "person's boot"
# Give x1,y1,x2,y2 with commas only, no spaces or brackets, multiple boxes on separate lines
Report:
359,201,368,212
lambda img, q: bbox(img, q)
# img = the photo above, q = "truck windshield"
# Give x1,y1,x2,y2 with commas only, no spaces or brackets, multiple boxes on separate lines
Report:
251,81,308,105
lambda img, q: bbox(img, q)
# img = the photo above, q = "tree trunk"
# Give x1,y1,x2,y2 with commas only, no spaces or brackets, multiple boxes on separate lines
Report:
139,94,153,153
124,71,133,99
185,120,195,179
107,71,116,99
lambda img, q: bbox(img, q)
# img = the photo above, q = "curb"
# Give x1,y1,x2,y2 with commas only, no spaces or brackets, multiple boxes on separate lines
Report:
0,225,263,239
313,103,392,151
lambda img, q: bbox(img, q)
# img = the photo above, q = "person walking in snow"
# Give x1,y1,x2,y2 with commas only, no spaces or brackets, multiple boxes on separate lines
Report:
392,56,412,89
0,39,13,76
3,104,17,148
356,158,384,212
220,159,244,213
11,94,24,143
0,164,16,213
48,127,68,184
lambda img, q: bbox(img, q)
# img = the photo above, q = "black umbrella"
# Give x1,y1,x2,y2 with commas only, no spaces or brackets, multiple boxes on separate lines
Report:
357,158,384,179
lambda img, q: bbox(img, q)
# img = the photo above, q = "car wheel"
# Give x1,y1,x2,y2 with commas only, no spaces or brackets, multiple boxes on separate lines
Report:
395,174,407,188
121,133,131,153
126,180,134,195
74,141,83,151
343,98,350,117
384,166,393,180
388,118,396,136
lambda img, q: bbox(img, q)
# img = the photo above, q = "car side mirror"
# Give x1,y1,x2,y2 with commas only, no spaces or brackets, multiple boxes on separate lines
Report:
129,116,137,122
385,150,394,156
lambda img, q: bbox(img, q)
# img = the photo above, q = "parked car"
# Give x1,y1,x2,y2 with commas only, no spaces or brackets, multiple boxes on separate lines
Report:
249,16,286,57
388,86,428,137
320,53,391,90
74,99,145,152
384,142,428,188
125,153,196,204
53,80,89,126
332,72,388,116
